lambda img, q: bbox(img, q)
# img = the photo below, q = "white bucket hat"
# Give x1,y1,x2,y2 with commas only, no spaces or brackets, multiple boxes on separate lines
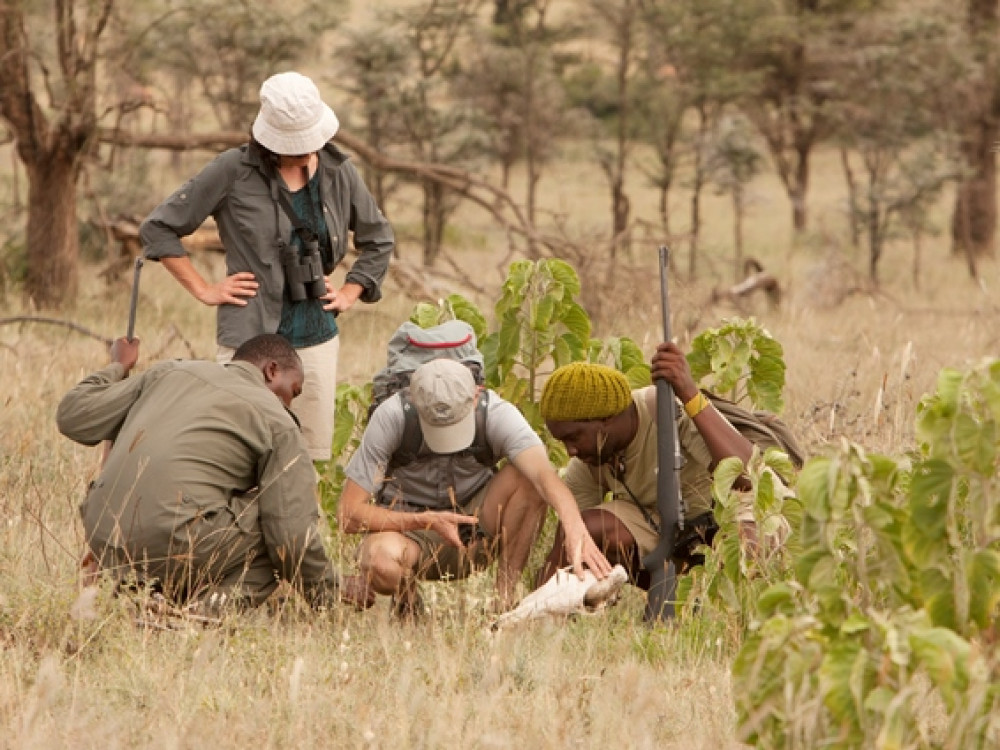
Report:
409,359,479,454
251,72,340,155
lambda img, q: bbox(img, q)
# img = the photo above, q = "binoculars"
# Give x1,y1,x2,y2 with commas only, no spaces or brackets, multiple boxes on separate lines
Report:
280,237,327,302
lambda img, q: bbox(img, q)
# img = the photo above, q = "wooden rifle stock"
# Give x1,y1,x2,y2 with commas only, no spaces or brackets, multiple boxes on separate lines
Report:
642,246,684,623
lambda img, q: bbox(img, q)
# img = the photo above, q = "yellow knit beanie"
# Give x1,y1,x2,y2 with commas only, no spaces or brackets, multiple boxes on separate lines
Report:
540,362,632,421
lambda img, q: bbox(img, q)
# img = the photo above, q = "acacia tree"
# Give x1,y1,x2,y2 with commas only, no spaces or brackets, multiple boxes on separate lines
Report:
335,23,410,214
832,11,964,285
0,0,114,308
588,0,640,259
706,113,764,282
739,0,871,234
144,0,343,132
633,45,686,240
641,0,756,278
388,0,483,267
473,0,571,232
949,0,1000,267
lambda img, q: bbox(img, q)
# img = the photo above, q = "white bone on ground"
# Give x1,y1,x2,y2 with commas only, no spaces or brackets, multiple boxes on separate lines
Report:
491,564,629,629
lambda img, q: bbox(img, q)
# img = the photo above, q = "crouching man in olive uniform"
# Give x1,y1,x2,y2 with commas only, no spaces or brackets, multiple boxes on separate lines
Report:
56,333,352,611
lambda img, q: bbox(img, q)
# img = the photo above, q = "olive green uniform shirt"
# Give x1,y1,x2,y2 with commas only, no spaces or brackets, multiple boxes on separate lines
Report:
56,359,337,604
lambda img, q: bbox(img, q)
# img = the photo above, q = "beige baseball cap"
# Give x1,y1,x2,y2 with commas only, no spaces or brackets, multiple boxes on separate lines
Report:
408,359,479,454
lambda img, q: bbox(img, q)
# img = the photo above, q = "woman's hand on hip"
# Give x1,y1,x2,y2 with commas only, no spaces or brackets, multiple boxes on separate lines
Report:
198,272,258,306
322,280,362,314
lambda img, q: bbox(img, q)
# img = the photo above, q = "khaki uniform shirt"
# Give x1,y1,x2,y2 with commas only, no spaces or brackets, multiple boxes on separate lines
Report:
561,386,716,524
56,359,337,601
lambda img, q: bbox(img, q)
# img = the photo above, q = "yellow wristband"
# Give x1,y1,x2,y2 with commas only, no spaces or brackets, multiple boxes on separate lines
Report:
684,392,710,419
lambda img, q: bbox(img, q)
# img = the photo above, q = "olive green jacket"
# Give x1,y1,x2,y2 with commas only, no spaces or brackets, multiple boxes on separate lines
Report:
140,142,394,348
56,359,337,602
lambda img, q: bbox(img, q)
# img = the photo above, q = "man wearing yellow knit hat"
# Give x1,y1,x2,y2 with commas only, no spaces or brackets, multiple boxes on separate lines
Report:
536,341,767,589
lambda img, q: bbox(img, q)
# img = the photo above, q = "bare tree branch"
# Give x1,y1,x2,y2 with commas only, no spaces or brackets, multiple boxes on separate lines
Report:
95,126,572,260
0,316,112,346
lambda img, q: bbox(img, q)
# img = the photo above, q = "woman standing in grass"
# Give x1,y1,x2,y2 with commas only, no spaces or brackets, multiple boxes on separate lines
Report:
141,71,394,462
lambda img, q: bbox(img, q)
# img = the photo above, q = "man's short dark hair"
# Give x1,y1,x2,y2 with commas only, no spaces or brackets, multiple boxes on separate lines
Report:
233,334,301,371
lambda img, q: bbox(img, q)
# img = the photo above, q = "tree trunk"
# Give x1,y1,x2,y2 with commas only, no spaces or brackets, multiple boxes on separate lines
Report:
688,108,708,279
950,125,997,264
733,186,744,284
658,184,671,239
609,0,633,260
867,194,882,285
839,146,860,247
24,150,81,306
612,177,629,257
422,180,447,267
0,0,111,310
950,0,999,265
791,143,810,232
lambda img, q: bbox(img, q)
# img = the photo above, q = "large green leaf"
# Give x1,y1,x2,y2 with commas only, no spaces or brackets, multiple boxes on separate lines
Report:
545,258,581,298
747,338,786,413
619,337,648,373
496,315,521,368
918,567,957,631
796,458,833,521
558,331,587,365
446,294,488,340
965,549,1000,631
819,640,869,738
624,364,652,389
934,368,964,414
687,339,713,382
332,387,361,457
713,456,747,505
479,332,500,387
561,302,591,344
409,302,442,328
903,459,953,567
550,335,573,369
531,293,557,332
755,582,799,618
954,412,997,475
909,626,971,703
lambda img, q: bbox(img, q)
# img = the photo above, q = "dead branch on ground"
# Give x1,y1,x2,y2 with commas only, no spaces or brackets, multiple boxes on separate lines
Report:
0,316,112,346
710,268,782,309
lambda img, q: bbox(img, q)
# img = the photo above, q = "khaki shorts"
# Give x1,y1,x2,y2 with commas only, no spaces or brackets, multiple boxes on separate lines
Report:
217,336,339,462
602,491,786,566
403,482,494,582
597,498,661,560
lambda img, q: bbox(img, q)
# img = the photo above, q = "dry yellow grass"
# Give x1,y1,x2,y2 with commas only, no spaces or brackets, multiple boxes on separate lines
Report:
2,134,998,747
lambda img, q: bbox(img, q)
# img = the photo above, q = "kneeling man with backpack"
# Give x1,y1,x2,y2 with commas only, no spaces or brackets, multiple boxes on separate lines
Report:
338,322,611,618
536,340,802,593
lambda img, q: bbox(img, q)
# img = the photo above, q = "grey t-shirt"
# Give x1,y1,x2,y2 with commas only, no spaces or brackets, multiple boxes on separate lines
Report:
345,390,541,511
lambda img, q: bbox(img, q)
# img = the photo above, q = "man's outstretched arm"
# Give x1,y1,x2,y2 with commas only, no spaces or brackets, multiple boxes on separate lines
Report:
510,444,613,580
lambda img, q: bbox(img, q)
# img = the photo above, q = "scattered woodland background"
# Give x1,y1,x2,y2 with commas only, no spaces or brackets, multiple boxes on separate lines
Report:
2,0,1000,747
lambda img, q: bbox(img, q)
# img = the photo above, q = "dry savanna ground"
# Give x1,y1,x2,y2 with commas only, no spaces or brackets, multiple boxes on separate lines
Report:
1,132,999,749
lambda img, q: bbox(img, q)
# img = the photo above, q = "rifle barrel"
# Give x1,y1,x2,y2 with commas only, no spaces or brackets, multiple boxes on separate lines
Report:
642,245,682,622
127,257,143,342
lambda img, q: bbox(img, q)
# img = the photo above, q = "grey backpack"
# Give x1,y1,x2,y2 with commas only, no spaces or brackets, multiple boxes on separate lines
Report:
368,320,485,419
368,320,496,470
